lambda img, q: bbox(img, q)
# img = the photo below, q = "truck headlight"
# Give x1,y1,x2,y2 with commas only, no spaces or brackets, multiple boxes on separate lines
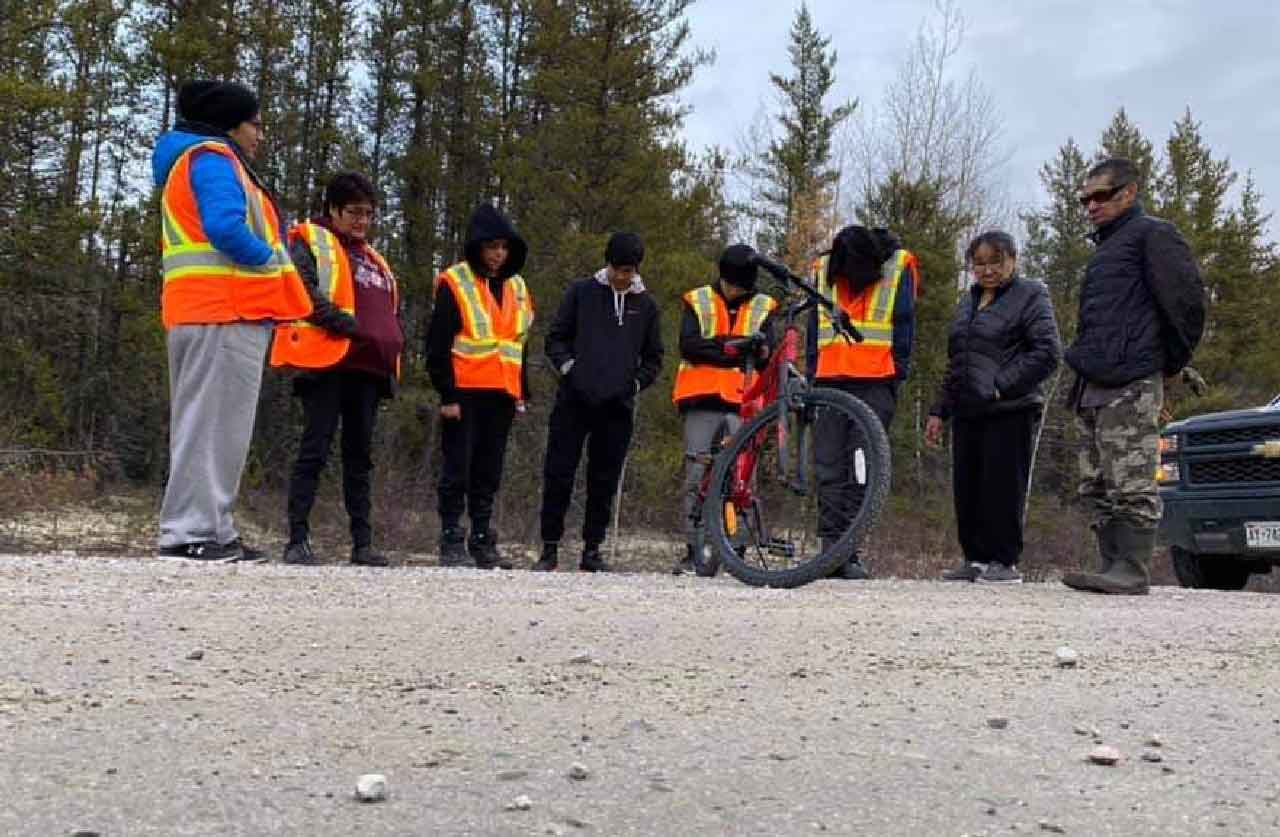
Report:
1158,434,1179,454
1156,462,1181,484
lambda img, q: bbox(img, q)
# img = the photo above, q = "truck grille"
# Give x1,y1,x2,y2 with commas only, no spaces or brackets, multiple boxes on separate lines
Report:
1187,424,1280,447
1189,458,1280,485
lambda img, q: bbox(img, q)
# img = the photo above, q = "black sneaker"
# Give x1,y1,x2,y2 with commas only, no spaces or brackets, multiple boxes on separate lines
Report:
439,527,471,567
834,558,870,580
468,529,513,570
282,541,321,565
579,546,612,573
531,542,559,572
223,538,265,563
351,545,390,567
158,541,242,562
976,562,1022,585
941,561,987,582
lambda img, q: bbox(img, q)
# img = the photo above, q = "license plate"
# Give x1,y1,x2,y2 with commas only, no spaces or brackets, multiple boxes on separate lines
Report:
1245,522,1280,549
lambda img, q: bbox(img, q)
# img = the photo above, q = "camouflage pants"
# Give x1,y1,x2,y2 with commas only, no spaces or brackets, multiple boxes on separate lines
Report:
1076,375,1163,528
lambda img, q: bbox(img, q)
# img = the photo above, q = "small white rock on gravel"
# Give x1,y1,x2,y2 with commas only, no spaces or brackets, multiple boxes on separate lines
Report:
355,774,387,802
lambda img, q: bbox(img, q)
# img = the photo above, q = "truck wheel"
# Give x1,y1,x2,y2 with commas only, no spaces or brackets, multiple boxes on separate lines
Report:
1170,546,1252,591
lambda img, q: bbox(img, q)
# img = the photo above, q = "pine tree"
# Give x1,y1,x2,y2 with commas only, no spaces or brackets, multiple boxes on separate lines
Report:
752,3,853,259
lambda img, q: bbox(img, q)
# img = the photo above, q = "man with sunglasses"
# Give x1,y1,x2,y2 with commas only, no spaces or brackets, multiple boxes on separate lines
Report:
1062,158,1205,595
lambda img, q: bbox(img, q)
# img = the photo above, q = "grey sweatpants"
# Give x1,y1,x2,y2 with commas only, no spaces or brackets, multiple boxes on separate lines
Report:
158,322,271,548
682,409,742,544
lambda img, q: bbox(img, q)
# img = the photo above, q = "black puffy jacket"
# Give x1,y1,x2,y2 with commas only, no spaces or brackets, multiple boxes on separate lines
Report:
1065,205,1204,387
931,274,1062,420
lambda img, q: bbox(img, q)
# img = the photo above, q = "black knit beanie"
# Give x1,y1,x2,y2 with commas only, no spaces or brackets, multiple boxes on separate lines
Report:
718,244,758,291
177,80,260,132
605,231,645,267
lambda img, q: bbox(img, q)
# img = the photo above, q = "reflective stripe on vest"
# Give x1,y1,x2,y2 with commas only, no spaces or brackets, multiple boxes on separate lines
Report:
439,262,533,398
269,222,397,371
813,250,910,379
159,140,311,327
672,285,777,406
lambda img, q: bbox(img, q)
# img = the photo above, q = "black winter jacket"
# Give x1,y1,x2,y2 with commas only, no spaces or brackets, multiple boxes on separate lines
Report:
1065,205,1205,387
545,273,664,408
931,274,1062,420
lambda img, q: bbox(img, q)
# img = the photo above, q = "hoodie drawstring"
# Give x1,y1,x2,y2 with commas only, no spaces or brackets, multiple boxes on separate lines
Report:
613,290,625,326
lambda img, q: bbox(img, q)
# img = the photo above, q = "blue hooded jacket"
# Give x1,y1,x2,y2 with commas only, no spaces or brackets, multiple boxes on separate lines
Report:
151,131,273,267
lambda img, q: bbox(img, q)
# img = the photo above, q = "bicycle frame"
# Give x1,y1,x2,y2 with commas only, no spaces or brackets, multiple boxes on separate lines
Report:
690,256,856,546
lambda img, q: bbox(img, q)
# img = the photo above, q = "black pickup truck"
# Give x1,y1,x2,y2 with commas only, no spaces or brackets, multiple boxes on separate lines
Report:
1158,394,1280,589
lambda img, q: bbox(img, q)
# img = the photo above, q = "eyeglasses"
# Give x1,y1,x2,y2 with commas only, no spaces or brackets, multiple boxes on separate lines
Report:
1078,182,1130,208
970,258,1006,272
341,206,376,221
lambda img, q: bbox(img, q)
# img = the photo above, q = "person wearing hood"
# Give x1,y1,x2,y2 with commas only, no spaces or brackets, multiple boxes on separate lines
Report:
152,80,312,563
425,204,534,569
531,232,664,573
270,171,404,568
670,244,778,575
808,224,920,580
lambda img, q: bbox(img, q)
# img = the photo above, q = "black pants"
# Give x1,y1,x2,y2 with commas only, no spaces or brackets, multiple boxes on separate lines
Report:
952,407,1039,566
437,391,516,533
539,391,635,547
287,370,383,547
814,380,897,539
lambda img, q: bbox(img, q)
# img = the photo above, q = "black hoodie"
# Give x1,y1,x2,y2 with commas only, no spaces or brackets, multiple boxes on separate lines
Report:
425,205,531,403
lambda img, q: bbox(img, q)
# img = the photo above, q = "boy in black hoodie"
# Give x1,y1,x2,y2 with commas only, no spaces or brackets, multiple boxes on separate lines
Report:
425,204,533,569
532,232,664,572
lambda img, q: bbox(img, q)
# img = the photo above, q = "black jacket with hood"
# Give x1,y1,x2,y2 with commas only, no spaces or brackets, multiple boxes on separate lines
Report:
545,270,664,409
425,205,531,403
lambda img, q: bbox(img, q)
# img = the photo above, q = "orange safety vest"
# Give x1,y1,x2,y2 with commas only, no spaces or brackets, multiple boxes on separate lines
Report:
160,140,311,328
436,261,534,399
813,250,916,380
270,222,400,376
672,285,778,406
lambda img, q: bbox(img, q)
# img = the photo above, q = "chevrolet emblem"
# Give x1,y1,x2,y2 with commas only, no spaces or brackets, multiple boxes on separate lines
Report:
1252,440,1280,458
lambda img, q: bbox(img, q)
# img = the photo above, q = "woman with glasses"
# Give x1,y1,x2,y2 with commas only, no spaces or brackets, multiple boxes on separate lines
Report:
926,231,1062,584
271,172,404,567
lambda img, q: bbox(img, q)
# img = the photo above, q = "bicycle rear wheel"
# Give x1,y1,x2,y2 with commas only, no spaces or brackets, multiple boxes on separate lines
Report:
704,387,890,588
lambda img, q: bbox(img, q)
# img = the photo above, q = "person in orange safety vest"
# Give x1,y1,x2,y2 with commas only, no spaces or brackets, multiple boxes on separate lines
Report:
670,244,778,575
807,225,920,580
270,172,404,568
153,80,312,563
424,204,533,570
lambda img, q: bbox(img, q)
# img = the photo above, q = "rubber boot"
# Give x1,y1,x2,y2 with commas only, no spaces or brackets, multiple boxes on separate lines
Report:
1063,521,1152,595
1063,519,1118,589
532,542,559,572
439,526,470,567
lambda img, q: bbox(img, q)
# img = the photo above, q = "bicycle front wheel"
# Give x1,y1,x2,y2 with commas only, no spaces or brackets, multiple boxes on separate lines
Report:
704,387,891,588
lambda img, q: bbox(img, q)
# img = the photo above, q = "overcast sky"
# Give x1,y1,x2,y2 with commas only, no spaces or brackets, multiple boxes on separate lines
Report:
677,0,1280,238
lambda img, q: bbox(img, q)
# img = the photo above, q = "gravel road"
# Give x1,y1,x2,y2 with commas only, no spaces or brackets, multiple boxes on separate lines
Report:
2,554,1278,836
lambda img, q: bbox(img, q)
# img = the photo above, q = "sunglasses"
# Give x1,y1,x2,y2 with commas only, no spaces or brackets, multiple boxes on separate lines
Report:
1078,182,1130,208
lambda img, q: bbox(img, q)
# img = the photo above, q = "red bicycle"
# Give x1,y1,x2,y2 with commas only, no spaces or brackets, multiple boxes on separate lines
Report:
689,256,891,588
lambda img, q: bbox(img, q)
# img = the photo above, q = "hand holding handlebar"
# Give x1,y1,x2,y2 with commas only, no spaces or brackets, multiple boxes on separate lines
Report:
750,253,864,343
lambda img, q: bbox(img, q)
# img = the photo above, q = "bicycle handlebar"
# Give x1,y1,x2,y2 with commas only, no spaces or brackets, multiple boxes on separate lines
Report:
751,254,864,343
